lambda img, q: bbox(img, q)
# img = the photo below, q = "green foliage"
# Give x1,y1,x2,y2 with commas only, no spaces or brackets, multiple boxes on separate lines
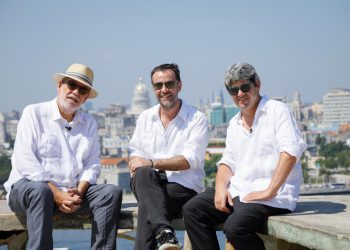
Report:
301,160,309,183
319,141,349,158
204,154,221,179
317,140,350,176
208,142,225,147
0,153,12,184
315,135,326,146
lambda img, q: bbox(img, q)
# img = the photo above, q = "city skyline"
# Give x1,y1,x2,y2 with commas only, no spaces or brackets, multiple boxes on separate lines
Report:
1,1,350,112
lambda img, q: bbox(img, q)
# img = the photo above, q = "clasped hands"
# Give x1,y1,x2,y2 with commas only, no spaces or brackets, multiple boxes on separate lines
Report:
54,188,83,214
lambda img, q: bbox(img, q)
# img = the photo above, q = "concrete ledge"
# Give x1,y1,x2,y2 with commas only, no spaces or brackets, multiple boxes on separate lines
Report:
262,194,350,250
1,194,350,250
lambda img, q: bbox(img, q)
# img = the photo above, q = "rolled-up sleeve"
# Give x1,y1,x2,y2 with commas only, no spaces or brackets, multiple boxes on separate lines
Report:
180,113,209,170
275,105,307,161
216,122,236,173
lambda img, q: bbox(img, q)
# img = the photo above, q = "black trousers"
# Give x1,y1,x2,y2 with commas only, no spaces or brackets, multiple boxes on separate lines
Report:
183,187,290,250
130,167,197,250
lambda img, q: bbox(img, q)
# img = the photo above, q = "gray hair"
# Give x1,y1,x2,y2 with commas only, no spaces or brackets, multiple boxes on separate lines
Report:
224,63,260,86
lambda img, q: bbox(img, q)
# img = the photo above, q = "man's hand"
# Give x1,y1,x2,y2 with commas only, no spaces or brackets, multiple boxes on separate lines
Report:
128,157,152,176
47,182,82,213
214,187,233,213
243,188,276,202
55,189,82,213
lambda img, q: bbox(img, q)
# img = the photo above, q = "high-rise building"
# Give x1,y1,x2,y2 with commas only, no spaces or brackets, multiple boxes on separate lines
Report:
322,88,350,125
129,77,151,115
0,112,5,146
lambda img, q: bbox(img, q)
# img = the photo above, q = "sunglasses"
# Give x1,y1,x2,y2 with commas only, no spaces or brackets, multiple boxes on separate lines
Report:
62,79,91,95
152,81,177,90
225,82,253,96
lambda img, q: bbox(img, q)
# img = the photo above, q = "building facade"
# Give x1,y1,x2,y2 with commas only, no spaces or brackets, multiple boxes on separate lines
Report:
323,88,350,125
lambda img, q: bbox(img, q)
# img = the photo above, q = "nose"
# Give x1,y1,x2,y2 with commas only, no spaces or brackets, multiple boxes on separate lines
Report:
161,84,170,92
237,89,245,96
72,88,80,96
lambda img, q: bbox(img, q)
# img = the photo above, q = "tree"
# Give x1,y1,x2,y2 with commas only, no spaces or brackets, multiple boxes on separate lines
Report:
0,153,12,184
204,154,221,178
336,150,350,173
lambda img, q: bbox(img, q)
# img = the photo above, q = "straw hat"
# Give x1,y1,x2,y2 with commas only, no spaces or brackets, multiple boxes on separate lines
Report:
53,63,98,98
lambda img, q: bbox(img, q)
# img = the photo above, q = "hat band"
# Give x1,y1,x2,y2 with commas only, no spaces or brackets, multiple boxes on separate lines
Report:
66,72,93,86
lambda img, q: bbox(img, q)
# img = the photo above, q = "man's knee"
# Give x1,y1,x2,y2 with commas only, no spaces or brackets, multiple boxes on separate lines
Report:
106,184,122,204
182,197,202,220
29,182,54,204
223,215,249,242
133,167,155,179
132,167,159,188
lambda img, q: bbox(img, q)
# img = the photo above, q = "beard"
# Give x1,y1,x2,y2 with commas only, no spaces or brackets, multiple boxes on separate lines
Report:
57,94,81,116
159,94,179,111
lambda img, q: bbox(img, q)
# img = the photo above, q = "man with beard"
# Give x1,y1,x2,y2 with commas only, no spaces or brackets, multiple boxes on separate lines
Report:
183,63,307,250
128,63,209,250
4,63,122,250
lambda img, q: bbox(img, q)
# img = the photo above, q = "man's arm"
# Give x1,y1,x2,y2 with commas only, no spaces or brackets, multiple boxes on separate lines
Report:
214,164,234,213
243,151,296,202
128,155,189,175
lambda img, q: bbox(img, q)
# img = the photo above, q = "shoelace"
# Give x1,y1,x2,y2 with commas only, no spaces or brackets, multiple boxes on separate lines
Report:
157,231,178,245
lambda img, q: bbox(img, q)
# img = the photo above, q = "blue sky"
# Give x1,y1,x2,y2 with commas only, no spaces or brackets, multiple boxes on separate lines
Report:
1,0,349,112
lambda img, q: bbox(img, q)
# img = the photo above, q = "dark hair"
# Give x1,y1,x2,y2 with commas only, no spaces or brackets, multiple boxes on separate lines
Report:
151,63,181,82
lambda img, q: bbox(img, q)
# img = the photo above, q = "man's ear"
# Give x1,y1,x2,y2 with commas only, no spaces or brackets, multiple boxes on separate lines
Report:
255,80,261,90
57,81,62,92
177,81,182,92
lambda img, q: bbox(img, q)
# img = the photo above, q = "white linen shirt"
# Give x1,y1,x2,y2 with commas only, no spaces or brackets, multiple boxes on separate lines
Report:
129,100,209,193
4,98,100,201
218,96,307,211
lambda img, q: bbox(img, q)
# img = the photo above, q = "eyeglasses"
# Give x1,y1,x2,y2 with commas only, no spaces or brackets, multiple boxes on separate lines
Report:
152,81,177,90
62,79,91,95
225,82,253,96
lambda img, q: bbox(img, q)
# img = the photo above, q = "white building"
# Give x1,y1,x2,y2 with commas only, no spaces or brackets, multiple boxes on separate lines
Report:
129,77,151,115
323,88,350,125
6,119,18,141
98,157,131,193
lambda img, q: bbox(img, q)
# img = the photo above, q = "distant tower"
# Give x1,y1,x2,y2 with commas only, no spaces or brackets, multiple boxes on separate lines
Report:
129,77,151,115
290,91,302,122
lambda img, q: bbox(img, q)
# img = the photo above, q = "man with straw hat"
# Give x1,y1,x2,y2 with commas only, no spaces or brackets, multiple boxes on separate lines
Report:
4,63,122,250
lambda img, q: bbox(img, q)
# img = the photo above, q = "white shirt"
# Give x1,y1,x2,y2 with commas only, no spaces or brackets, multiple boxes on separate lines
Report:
129,100,209,193
4,98,100,200
218,96,307,211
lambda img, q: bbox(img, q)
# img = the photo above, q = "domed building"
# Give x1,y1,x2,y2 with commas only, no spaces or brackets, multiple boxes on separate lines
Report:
129,77,151,115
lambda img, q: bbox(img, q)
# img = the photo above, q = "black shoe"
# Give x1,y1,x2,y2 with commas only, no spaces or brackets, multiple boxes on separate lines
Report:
156,229,182,250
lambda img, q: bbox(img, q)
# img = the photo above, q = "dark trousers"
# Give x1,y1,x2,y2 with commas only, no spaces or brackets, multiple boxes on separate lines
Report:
183,187,290,250
9,178,123,250
130,167,197,250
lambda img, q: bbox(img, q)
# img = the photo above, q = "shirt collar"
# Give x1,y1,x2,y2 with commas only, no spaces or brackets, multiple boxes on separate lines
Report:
51,98,84,125
234,95,269,125
151,99,188,121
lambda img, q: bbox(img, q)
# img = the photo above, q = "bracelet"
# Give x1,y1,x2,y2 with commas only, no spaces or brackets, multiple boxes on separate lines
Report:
150,159,155,169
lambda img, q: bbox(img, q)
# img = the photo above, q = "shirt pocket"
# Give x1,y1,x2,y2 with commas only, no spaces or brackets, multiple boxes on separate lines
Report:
38,133,61,158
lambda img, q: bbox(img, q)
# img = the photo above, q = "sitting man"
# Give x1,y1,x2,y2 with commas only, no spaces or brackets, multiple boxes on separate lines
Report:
128,63,209,250
4,63,122,250
183,63,307,250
